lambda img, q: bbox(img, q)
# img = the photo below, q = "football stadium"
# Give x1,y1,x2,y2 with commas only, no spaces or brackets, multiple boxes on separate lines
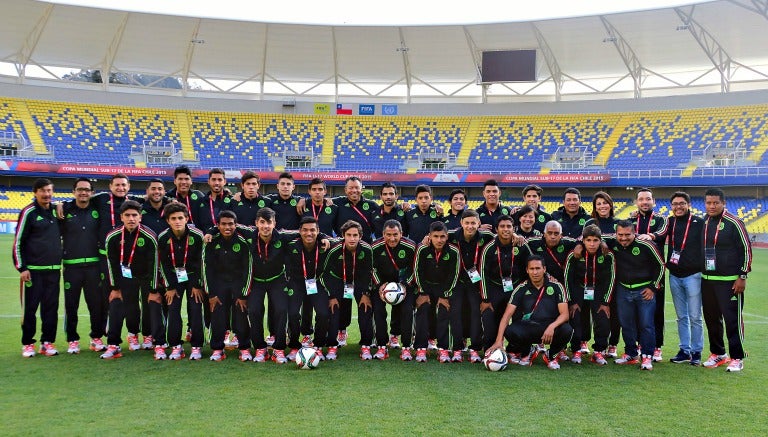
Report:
1,0,767,434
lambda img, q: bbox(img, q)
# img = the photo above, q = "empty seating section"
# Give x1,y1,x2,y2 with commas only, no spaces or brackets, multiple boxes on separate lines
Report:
0,101,28,145
334,117,468,170
609,106,768,170
0,188,69,220
190,113,324,169
26,100,179,164
471,114,620,171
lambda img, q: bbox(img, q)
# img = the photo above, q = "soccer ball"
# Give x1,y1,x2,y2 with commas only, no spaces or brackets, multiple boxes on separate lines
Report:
382,282,406,305
483,348,508,372
295,347,321,370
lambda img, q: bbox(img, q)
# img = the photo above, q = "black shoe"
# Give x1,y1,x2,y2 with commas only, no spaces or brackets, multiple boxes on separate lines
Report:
670,349,692,363
690,351,702,366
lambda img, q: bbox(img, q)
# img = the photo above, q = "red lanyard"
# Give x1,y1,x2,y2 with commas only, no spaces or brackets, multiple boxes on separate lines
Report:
301,244,319,280
209,196,217,226
121,228,139,267
169,233,189,268
384,244,401,271
704,215,723,249
256,236,270,262
311,203,322,220
110,194,116,228
496,243,514,278
343,246,357,284
459,238,480,270
584,252,597,287
545,245,564,270
530,284,547,314
636,211,653,234
434,248,442,267
670,214,692,252
350,203,371,227
180,194,193,223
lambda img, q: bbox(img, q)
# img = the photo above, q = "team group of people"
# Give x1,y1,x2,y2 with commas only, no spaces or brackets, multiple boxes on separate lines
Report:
13,166,752,371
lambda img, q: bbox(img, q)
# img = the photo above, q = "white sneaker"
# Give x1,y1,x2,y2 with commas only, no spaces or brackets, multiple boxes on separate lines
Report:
127,333,141,351
640,355,653,371
169,345,185,360
189,347,202,361
579,341,590,354
326,346,338,360
427,339,438,350
265,335,275,347
360,346,373,360
154,345,167,360
239,349,253,362
300,335,313,347
374,346,388,360
337,331,348,347
142,336,154,350
703,353,730,368
22,344,36,358
726,359,743,372
89,338,107,352
38,342,59,356
388,335,401,349
652,348,663,362
209,350,226,361
67,341,80,354
100,345,122,359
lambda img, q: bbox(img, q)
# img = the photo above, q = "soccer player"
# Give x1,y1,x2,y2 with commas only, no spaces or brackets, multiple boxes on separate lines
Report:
201,210,253,361
167,165,205,225
285,217,332,359
487,256,573,370
230,171,273,228
700,188,751,372
564,225,616,366
609,220,665,370
479,215,533,354
14,178,62,357
302,177,338,236
649,192,704,365
447,209,495,363
59,178,104,354
266,172,302,231
321,220,374,359
157,203,206,361
372,182,408,238
633,188,668,361
551,187,591,239
413,221,460,363
521,184,552,233
101,201,160,359
477,179,511,231
371,219,417,360
140,178,172,235
405,184,443,244
196,168,233,234
442,188,467,231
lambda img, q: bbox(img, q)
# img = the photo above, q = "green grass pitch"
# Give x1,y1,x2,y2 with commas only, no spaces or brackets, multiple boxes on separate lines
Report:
1,234,766,435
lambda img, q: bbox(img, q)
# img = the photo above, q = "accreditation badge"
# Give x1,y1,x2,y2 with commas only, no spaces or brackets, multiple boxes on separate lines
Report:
502,277,514,292
121,265,133,279
704,248,717,271
305,279,318,295
466,267,481,284
583,286,595,301
343,283,355,299
669,251,681,265
175,267,188,283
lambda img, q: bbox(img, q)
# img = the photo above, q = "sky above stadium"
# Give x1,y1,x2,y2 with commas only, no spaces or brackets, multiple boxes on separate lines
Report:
45,0,711,25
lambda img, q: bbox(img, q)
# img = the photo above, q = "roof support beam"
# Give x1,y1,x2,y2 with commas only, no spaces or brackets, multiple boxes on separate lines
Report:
181,19,202,96
600,15,644,98
727,0,768,19
397,27,412,104
259,24,269,99
675,7,733,93
531,23,564,101
16,3,53,83
331,26,339,102
462,27,486,103
102,13,129,91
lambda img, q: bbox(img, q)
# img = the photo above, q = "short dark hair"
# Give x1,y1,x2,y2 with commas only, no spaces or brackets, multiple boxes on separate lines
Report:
615,219,634,231
256,207,276,222
704,188,725,202
460,209,479,220
429,221,447,233
340,220,363,236
448,188,466,202
33,178,52,192
111,173,129,183
522,184,542,197
582,224,602,239
218,210,237,223
496,214,514,227
147,178,164,187
345,176,362,185
174,165,192,178
278,172,294,181
380,182,397,194
309,178,326,189
483,179,499,189
514,205,536,222
383,219,402,232
415,184,432,196
72,177,92,191
526,255,546,268
670,191,691,204
636,187,653,199
299,216,319,228
563,187,581,199
119,200,142,214
241,171,259,185
208,168,225,178
163,202,189,219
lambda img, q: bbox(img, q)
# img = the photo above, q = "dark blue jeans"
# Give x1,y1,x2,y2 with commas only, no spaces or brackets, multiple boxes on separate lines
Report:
616,284,656,357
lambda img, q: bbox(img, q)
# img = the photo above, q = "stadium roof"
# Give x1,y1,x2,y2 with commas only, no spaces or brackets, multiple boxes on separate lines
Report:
1,0,768,102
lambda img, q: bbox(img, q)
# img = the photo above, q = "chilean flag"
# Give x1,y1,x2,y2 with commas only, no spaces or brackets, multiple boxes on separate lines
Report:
336,103,353,115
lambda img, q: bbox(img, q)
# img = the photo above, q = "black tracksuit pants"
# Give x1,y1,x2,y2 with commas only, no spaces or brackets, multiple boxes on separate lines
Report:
505,319,574,360
63,265,103,341
21,270,60,345
702,279,745,359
